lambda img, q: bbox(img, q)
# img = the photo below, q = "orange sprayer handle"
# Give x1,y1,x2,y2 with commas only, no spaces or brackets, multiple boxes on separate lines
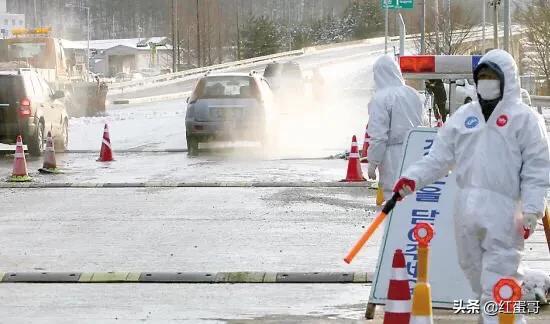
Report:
344,193,400,264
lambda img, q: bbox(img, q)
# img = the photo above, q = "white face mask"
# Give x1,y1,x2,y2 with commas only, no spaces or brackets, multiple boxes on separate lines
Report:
477,80,501,100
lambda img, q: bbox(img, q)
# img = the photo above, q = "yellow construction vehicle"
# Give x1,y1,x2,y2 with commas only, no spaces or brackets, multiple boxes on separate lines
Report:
0,27,107,117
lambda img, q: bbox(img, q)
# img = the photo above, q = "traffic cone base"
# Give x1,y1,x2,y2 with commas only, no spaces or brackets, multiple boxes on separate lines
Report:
38,167,63,174
8,174,32,182
410,316,433,324
342,135,365,182
410,282,433,324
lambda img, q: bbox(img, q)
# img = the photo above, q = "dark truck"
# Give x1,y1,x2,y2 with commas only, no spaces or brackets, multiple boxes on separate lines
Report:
0,68,69,155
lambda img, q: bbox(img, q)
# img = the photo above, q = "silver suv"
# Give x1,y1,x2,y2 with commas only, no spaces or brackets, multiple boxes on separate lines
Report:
185,73,275,155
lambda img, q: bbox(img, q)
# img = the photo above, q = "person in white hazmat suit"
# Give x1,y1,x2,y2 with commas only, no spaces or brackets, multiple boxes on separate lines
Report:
366,55,424,199
393,49,550,323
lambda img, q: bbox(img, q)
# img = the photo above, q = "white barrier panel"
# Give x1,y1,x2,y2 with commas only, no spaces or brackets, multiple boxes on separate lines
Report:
369,128,475,308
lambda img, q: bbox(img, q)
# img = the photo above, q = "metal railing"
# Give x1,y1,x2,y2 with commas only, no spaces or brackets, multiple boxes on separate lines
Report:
108,49,305,94
530,95,550,114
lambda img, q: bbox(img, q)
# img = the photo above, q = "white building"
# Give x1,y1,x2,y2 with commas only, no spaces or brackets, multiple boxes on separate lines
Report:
61,37,173,77
0,0,25,39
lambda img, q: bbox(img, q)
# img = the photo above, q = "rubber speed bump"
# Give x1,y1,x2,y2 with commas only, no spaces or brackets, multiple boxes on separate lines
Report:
276,272,354,283
139,272,216,283
3,272,80,282
78,272,140,283
0,271,375,283
216,272,266,283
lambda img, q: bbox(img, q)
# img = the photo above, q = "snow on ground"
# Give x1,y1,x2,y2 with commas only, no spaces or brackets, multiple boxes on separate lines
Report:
68,99,187,151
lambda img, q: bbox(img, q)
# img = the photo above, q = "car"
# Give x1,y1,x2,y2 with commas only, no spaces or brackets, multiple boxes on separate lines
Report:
0,68,69,156
114,72,131,82
441,79,476,113
185,72,276,155
129,72,145,80
263,61,283,90
263,61,306,94
454,78,477,105
139,68,161,77
444,79,532,112
520,88,532,106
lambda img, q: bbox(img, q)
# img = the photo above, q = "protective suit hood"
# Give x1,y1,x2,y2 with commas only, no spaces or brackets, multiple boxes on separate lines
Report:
474,49,521,104
373,55,405,90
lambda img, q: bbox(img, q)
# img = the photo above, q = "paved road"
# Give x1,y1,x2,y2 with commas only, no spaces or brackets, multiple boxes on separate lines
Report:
0,284,548,323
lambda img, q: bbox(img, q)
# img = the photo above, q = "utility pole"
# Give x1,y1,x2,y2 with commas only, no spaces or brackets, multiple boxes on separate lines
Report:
384,0,389,54
171,0,176,72
420,0,426,54
196,0,201,67
503,0,510,52
33,0,38,27
490,0,500,49
236,0,241,60
447,0,451,54
187,26,191,66
435,0,440,54
287,0,292,51
176,1,180,70
482,0,486,54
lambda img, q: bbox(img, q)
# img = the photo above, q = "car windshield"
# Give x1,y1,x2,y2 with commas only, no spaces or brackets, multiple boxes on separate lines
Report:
201,76,254,99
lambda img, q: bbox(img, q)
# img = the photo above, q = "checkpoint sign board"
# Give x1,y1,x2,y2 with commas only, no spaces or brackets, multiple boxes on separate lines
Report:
381,0,414,10
369,128,475,308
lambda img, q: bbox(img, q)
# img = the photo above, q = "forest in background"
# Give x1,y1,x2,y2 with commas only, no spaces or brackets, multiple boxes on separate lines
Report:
8,0,485,67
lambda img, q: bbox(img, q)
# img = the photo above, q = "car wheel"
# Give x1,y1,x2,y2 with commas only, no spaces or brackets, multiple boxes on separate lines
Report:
55,119,69,152
28,121,45,157
464,97,472,104
187,135,199,156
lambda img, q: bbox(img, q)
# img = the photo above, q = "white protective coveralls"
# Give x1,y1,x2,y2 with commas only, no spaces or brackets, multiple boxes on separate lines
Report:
367,55,424,199
401,50,550,323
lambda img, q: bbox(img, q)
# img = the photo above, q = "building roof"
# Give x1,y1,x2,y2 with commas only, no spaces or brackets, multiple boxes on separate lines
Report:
61,37,171,51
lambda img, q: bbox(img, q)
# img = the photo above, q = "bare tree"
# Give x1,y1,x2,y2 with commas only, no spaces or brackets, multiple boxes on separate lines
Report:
517,1,550,94
415,2,477,55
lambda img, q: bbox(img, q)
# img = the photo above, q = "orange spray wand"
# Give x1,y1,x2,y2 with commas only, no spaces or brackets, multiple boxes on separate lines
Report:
344,192,400,264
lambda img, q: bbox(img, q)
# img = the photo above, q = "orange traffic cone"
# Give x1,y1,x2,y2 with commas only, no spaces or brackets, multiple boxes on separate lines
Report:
360,124,370,163
9,135,31,182
97,123,114,162
342,135,365,182
38,131,61,174
383,249,412,324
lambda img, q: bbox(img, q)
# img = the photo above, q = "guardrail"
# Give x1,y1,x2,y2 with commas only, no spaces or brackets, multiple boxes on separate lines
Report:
108,49,305,94
531,95,550,114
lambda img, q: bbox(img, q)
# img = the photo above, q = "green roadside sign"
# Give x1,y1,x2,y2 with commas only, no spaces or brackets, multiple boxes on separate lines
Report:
381,0,414,10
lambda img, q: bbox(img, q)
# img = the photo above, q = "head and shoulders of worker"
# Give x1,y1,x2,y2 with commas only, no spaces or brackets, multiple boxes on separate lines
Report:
372,54,420,103
445,49,542,130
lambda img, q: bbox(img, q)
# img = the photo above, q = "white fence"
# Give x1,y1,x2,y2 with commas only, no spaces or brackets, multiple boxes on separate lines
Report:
108,49,305,95
531,95,550,114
